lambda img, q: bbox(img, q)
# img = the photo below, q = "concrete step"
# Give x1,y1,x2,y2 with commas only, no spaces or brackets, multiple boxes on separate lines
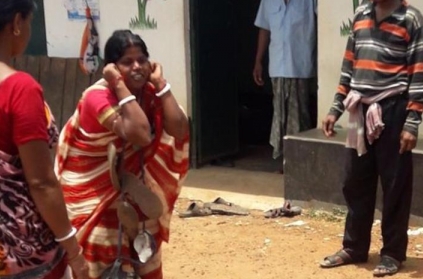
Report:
284,128,423,224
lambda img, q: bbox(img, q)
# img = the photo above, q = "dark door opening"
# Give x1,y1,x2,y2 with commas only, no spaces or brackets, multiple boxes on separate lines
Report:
27,0,47,56
190,0,283,173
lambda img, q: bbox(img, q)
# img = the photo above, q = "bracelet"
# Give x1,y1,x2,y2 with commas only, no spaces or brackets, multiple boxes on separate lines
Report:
118,95,136,107
156,83,171,97
55,227,77,242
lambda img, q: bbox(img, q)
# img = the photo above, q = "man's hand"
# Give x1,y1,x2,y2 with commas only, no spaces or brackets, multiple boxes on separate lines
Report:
322,114,337,137
399,131,417,154
253,62,264,86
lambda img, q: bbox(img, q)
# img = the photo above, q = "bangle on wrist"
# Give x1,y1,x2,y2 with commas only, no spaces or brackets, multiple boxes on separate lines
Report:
156,83,171,97
119,95,137,107
55,227,77,242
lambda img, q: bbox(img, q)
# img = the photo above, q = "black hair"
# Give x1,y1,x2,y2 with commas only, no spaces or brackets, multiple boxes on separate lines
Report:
0,0,36,31
104,30,150,65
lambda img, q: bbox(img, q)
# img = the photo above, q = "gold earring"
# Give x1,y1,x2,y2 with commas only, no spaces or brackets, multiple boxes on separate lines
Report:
13,30,21,36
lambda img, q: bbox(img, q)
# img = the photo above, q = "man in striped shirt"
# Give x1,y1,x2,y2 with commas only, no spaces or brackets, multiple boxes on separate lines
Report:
320,0,423,276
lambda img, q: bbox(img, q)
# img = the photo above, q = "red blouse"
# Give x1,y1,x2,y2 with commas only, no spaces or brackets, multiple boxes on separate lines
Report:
0,72,48,155
79,83,157,134
79,88,119,133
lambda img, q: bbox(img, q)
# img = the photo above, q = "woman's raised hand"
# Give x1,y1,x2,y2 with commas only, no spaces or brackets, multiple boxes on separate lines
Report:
103,63,122,84
149,62,166,89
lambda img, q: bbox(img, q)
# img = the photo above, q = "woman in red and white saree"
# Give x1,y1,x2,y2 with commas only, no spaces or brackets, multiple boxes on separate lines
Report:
55,30,189,279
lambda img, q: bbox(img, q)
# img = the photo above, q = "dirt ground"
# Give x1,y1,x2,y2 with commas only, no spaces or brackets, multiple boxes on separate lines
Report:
162,198,423,279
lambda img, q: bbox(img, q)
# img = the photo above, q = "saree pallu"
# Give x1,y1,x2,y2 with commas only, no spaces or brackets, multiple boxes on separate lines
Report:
0,103,66,279
55,83,190,278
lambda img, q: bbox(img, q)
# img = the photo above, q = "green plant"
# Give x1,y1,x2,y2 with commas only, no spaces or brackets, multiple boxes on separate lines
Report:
340,19,354,37
340,0,369,36
304,208,346,223
129,0,158,30
331,207,347,217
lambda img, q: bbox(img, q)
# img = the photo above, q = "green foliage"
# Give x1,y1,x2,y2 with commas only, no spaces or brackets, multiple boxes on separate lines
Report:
340,19,353,37
129,16,158,29
305,207,347,223
353,0,360,11
129,0,158,30
340,0,369,37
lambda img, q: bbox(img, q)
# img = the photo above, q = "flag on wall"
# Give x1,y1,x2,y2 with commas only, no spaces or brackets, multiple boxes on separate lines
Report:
79,1,100,74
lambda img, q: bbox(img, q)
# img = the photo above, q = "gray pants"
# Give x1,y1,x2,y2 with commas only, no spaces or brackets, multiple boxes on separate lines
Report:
270,77,317,159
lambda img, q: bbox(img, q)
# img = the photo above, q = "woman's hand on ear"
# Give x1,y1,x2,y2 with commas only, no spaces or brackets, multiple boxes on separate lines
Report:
149,62,166,90
103,63,122,85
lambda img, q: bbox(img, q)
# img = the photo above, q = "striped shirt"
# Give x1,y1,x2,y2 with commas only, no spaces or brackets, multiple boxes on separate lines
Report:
329,1,423,136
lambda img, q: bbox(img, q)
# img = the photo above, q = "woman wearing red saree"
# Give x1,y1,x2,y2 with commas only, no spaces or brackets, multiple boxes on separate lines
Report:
55,30,190,279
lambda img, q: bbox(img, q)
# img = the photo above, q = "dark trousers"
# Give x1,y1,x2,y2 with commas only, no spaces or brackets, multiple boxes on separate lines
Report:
342,95,413,262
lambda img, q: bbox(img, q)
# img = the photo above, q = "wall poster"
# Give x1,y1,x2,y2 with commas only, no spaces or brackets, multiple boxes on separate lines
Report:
63,0,100,21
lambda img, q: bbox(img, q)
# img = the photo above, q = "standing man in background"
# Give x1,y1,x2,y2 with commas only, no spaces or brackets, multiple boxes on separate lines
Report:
253,0,318,165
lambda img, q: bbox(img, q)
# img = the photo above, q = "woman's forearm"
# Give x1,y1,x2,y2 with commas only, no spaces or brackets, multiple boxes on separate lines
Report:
152,78,189,140
29,183,80,255
113,81,152,146
29,182,73,235
19,141,80,257
160,91,189,140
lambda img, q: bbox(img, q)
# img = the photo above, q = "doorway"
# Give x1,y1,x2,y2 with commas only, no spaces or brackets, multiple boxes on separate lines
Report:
27,0,47,55
190,0,283,173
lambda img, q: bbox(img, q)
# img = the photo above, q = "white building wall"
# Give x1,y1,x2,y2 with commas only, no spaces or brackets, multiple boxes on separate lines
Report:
45,0,423,128
43,0,190,111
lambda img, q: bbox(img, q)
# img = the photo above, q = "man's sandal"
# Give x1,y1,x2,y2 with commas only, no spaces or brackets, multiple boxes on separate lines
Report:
320,250,356,268
373,255,401,277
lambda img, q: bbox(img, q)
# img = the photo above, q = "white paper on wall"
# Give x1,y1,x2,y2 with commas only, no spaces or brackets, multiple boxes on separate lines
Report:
63,0,100,21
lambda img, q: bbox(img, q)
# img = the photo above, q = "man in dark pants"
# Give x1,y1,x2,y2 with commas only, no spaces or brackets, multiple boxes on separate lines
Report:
320,0,423,277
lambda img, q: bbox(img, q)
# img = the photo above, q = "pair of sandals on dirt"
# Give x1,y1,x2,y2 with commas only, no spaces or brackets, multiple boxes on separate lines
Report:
320,249,401,277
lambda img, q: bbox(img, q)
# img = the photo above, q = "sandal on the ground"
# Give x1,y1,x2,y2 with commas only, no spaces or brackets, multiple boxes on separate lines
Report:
373,255,401,277
179,202,212,218
212,197,234,206
203,198,249,216
320,250,355,268
264,200,302,218
203,202,250,216
264,206,302,218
